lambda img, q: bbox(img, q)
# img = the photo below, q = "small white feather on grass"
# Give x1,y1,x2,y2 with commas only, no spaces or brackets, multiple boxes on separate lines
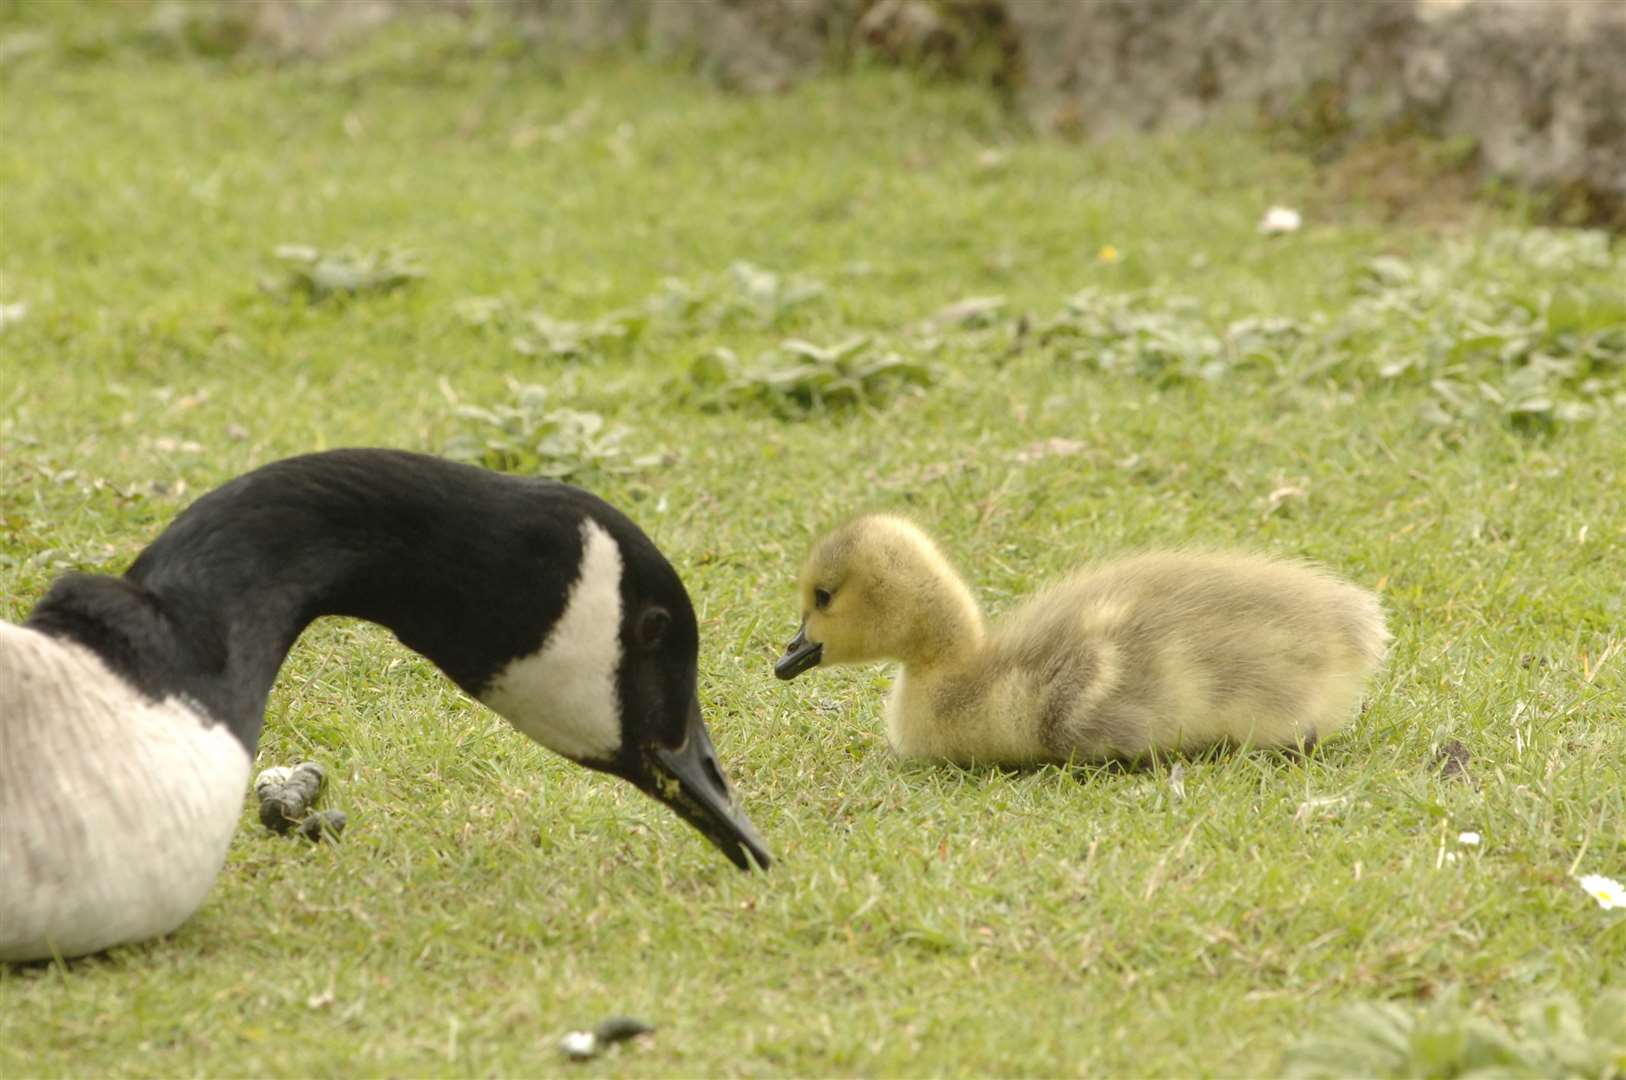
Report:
1258,206,1303,234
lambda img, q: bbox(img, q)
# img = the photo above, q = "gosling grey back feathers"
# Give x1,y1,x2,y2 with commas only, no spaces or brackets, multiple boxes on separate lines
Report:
990,551,1390,759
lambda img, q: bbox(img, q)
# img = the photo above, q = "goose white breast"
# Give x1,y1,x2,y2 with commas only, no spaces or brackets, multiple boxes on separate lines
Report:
1,625,248,961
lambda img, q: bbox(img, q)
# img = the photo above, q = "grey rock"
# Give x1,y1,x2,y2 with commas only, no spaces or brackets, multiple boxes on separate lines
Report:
1007,0,1624,224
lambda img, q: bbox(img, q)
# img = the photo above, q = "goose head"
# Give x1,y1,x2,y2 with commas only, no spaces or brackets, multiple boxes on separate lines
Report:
775,514,980,679
461,499,772,871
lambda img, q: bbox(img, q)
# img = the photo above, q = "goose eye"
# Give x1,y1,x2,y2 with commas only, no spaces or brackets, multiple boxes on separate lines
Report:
637,608,671,649
814,588,832,611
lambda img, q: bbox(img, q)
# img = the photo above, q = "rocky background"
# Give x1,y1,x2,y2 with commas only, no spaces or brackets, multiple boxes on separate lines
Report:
199,0,1626,228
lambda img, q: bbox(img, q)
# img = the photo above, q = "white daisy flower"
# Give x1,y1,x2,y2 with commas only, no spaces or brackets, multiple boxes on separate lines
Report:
1577,874,1624,910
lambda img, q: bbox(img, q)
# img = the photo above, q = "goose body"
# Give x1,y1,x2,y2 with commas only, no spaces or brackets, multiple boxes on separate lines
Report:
1,449,768,963
1,626,249,961
775,515,1389,764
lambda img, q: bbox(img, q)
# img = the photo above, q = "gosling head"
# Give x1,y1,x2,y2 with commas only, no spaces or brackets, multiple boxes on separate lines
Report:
775,514,977,680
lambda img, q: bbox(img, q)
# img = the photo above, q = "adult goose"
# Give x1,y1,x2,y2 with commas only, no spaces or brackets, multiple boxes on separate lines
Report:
1,449,770,963
775,514,1388,764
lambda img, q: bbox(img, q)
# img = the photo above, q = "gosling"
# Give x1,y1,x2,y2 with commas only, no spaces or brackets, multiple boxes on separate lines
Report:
774,515,1389,764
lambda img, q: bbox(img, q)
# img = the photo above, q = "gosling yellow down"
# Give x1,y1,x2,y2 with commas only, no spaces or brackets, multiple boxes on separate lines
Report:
774,515,1389,764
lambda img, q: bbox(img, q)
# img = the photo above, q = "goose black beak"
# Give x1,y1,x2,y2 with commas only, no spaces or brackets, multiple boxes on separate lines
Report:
637,698,772,871
774,622,822,680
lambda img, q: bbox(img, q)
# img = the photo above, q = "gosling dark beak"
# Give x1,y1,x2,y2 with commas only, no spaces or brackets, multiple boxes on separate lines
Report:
774,622,822,680
636,697,771,871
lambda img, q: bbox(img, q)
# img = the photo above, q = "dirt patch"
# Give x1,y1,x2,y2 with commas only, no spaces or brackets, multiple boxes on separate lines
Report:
1430,739,1473,783
1316,134,1488,230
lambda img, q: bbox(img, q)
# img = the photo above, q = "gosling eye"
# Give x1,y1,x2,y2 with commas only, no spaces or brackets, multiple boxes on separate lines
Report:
813,587,832,612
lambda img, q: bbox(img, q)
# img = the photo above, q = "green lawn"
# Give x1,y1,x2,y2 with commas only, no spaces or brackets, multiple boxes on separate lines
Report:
2,8,1622,1077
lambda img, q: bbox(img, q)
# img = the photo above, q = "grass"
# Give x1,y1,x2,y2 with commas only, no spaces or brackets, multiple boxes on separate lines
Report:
2,6,1623,1077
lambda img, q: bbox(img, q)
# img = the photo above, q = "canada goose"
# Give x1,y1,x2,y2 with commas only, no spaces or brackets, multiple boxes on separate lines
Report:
1,449,770,963
775,515,1388,764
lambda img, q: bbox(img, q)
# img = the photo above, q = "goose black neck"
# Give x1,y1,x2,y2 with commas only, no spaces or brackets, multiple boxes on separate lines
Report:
25,450,601,752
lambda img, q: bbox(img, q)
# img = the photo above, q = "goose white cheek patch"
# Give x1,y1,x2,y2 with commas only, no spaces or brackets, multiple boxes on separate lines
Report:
481,520,626,762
